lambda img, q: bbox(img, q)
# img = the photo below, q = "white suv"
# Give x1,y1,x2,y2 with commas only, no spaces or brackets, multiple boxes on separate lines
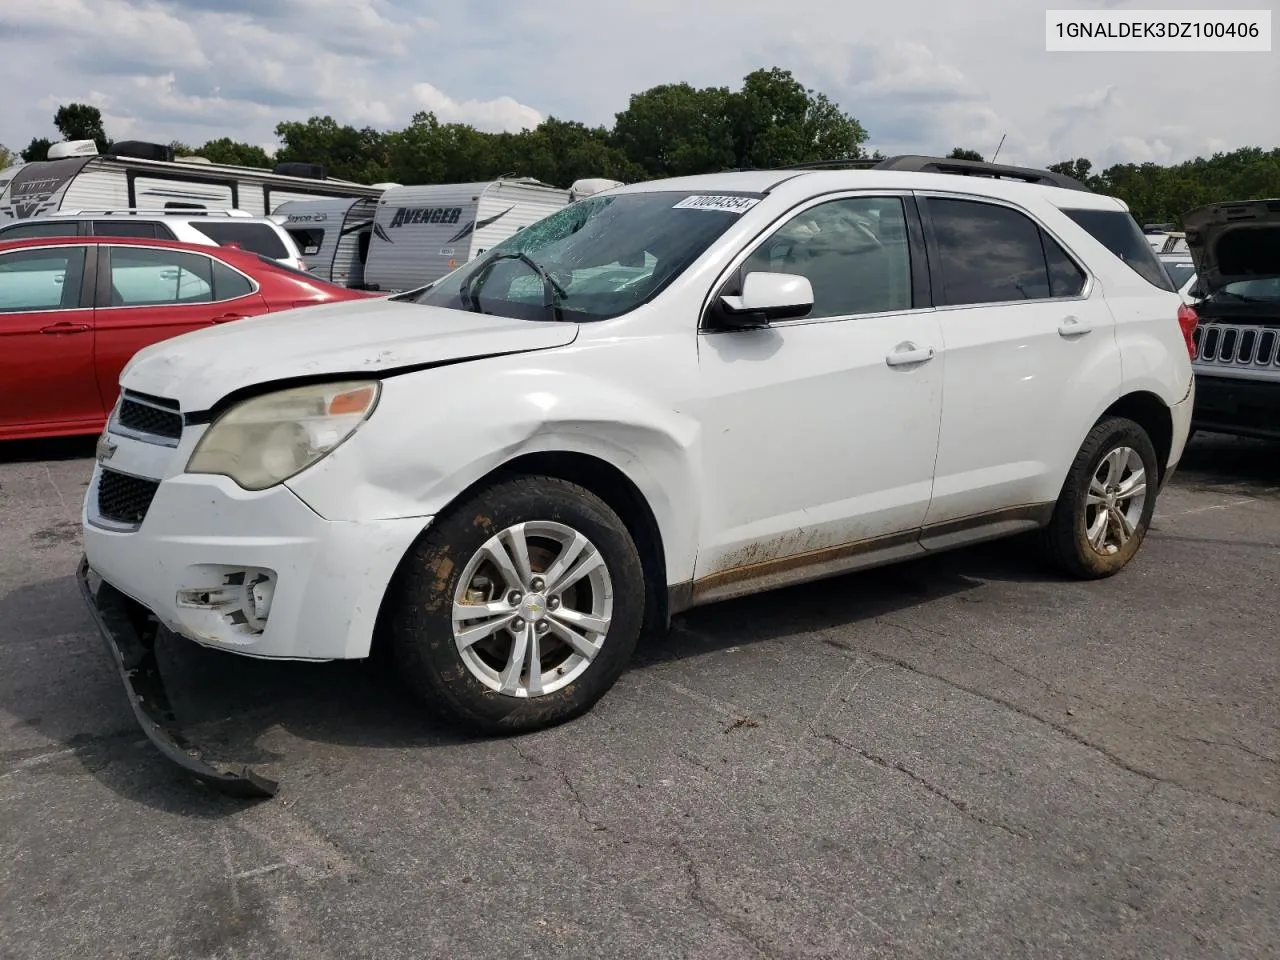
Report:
78,156,1196,795
0,208,308,271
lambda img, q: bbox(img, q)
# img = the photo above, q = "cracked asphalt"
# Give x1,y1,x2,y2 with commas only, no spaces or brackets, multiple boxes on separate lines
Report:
1,433,1277,960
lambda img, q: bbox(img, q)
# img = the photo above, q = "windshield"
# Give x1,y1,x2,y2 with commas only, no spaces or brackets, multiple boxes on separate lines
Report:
407,190,763,322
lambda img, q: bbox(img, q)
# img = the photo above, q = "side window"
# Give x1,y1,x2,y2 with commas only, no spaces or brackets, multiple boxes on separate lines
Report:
0,220,83,240
211,261,255,301
739,196,914,319
0,247,87,312
93,220,160,238
287,228,325,256
187,222,289,259
1041,229,1087,297
1060,208,1176,292
107,247,214,307
928,198,1053,305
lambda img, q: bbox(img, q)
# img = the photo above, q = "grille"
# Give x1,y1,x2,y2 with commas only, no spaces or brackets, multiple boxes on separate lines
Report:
1193,323,1280,369
97,469,160,527
116,392,183,442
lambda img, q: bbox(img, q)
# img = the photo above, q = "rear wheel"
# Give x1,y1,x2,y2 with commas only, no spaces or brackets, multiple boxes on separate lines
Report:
385,476,645,734
1042,416,1160,579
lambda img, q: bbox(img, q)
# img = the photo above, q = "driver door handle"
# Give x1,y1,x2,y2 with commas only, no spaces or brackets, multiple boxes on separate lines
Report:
885,342,936,367
40,321,91,335
1058,315,1092,338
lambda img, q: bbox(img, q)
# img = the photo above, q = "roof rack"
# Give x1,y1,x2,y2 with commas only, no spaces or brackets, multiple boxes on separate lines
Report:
765,154,1092,192
56,208,255,217
870,155,1092,191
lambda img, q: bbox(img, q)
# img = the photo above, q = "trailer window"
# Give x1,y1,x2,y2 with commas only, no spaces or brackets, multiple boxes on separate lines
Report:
287,227,325,256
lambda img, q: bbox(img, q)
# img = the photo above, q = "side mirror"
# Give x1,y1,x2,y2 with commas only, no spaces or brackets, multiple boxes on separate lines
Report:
712,271,813,329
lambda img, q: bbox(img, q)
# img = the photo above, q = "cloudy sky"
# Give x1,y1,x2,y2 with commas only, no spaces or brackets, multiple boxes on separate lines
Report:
0,0,1275,169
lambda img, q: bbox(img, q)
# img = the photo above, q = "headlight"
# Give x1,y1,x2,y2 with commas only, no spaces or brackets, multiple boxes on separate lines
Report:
186,380,380,490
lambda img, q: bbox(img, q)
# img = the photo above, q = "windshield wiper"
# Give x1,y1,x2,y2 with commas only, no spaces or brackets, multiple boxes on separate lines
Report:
458,251,568,321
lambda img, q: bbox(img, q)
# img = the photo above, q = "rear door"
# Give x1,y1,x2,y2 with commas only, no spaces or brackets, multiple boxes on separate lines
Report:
0,244,102,436
92,245,268,408
916,195,1121,531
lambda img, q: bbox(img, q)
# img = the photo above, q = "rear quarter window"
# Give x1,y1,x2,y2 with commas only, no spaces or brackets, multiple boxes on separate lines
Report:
188,222,289,260
1060,208,1175,292
0,220,83,240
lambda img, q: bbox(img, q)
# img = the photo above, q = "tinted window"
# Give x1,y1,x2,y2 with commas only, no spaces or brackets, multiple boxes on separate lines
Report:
107,247,214,306
0,247,87,312
188,222,289,259
0,220,82,240
1061,208,1176,291
1042,229,1087,297
929,199,1052,305
93,220,160,238
739,196,913,318
212,261,254,300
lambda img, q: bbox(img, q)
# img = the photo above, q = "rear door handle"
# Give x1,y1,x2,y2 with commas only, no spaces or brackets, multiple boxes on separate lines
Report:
885,342,936,367
40,321,91,335
210,313,244,324
1058,316,1092,338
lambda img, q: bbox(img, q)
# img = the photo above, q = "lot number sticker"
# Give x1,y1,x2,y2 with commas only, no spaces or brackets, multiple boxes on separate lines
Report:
672,195,762,213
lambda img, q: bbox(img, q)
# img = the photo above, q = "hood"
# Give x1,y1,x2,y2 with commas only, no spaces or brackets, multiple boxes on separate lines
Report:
1183,199,1280,295
119,297,580,411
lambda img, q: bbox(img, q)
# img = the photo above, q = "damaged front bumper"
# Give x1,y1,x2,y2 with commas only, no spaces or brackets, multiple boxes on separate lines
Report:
77,556,278,799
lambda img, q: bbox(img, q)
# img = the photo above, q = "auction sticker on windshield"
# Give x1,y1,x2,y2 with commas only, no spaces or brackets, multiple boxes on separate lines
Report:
672,195,762,213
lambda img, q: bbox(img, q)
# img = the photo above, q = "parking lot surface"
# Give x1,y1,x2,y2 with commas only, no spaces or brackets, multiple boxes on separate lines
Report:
2,434,1277,960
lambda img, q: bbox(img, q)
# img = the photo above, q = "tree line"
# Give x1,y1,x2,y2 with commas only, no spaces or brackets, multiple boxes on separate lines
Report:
4,67,1278,228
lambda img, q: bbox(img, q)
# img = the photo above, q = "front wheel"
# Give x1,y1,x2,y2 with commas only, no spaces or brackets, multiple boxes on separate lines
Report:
1042,416,1160,579
384,476,646,734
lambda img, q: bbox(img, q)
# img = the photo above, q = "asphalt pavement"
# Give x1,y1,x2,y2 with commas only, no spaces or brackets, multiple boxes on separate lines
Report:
1,433,1277,960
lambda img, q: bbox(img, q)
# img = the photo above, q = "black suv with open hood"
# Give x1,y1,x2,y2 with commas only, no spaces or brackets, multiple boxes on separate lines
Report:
1183,198,1280,441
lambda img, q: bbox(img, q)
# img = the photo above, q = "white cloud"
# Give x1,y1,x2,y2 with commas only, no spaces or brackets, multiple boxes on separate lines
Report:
0,0,1275,172
411,84,543,133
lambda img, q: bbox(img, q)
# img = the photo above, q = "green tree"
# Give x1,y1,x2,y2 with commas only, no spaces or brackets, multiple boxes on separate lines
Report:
948,147,983,161
54,103,110,153
195,137,272,168
274,116,390,183
21,137,52,162
613,82,737,177
729,67,868,168
0,143,15,169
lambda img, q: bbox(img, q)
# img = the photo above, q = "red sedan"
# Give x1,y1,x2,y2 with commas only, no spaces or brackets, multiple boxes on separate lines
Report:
0,235,377,441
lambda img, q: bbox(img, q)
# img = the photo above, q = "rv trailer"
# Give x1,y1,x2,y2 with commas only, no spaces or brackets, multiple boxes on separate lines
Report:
272,196,381,288
364,178,577,293
0,139,383,223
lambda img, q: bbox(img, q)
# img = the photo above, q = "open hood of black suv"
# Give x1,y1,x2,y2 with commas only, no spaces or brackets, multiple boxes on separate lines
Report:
1184,199,1280,295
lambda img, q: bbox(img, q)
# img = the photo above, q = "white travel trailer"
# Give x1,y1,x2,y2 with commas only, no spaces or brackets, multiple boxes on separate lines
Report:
272,196,381,289
364,178,577,293
0,139,383,223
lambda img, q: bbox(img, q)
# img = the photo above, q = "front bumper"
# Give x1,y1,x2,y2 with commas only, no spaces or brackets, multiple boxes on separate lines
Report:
83,468,429,661
78,557,278,798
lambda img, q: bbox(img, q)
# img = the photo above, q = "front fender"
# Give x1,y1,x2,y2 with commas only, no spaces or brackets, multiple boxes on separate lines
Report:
286,361,704,584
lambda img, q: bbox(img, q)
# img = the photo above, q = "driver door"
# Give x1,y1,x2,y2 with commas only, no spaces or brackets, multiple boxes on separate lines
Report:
691,193,945,598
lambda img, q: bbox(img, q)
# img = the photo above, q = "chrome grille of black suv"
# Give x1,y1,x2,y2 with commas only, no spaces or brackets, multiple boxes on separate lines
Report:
97,469,160,527
116,391,183,442
1193,323,1280,368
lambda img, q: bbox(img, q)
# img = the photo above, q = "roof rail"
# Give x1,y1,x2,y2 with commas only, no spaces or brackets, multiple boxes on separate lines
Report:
772,158,881,171
56,208,256,217
870,155,1093,192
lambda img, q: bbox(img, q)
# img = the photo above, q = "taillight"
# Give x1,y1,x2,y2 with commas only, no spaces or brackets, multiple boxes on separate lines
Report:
1177,302,1198,358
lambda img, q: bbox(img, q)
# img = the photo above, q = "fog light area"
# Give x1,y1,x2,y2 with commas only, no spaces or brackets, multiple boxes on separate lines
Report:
176,566,279,640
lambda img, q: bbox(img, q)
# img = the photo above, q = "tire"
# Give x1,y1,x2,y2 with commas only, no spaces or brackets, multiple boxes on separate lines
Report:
1041,416,1160,580
384,475,645,735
